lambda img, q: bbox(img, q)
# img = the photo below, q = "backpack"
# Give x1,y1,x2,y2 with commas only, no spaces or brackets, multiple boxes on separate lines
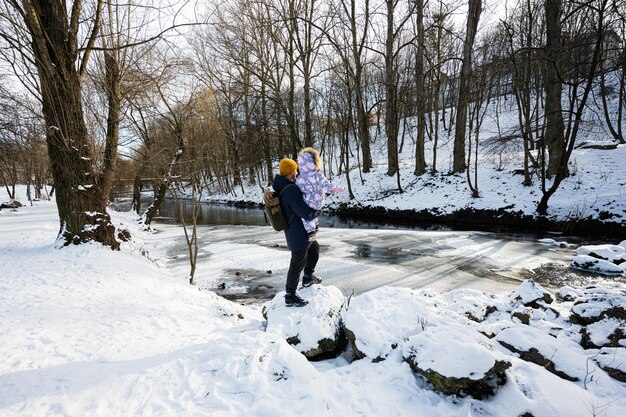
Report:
263,183,295,231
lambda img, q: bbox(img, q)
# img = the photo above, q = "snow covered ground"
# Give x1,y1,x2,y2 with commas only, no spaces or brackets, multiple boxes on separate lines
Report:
1,187,625,417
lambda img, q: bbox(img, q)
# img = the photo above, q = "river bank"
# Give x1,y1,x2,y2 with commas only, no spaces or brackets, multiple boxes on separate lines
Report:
184,196,624,240
195,141,626,239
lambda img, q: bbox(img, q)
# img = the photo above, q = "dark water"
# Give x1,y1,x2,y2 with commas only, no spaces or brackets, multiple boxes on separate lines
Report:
113,196,485,233
112,196,596,243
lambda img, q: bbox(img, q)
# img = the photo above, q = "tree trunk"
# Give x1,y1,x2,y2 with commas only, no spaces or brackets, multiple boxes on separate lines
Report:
355,81,373,172
100,51,121,207
350,0,372,172
385,0,399,177
538,0,606,214
414,0,426,176
544,0,567,178
303,67,314,147
143,134,185,226
132,174,141,215
616,54,626,144
21,0,118,248
287,5,301,150
1,169,15,199
453,0,482,173
261,82,273,182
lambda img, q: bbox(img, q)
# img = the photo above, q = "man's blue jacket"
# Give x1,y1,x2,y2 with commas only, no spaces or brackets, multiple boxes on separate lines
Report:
272,174,320,253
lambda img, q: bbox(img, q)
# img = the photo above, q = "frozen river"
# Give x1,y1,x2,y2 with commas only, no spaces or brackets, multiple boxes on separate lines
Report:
157,219,579,304
107,198,595,304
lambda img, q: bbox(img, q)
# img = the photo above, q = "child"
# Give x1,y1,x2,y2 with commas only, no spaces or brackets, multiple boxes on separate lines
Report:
296,147,343,240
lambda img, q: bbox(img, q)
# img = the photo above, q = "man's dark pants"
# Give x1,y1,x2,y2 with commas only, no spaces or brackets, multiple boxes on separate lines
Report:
285,241,319,293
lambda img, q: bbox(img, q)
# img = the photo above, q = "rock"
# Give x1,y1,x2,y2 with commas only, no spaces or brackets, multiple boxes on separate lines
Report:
512,307,532,325
441,289,500,323
508,279,554,308
538,238,568,248
0,200,22,209
579,318,626,349
403,325,510,399
576,142,619,150
571,255,625,276
496,326,581,382
570,288,626,325
594,348,626,382
556,286,580,302
344,327,367,360
263,285,346,360
117,228,131,242
575,244,626,264
343,286,436,361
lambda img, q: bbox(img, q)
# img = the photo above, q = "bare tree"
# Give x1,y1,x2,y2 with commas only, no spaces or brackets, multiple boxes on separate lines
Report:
452,0,482,173
329,0,374,173
502,0,543,186
2,0,121,248
134,55,191,226
466,37,495,198
543,0,567,179
374,0,416,194
413,0,426,176
598,1,626,144
537,0,609,213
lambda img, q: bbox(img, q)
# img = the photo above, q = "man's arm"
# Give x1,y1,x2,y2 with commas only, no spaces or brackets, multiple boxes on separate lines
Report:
286,186,320,221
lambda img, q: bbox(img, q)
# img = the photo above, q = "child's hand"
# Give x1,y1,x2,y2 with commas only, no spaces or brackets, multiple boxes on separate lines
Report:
331,186,344,193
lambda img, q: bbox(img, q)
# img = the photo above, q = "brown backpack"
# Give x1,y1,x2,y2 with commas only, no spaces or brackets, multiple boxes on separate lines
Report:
263,183,294,231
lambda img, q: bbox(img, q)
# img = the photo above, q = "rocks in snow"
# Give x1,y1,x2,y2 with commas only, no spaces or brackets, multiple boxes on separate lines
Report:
511,306,532,325
538,238,568,248
556,286,580,302
594,348,626,382
345,286,512,399
576,244,626,264
403,326,510,399
565,287,626,350
571,244,626,275
569,287,626,325
263,285,346,360
507,279,554,308
0,200,22,210
571,255,625,276
441,289,500,323
264,279,626,395
495,326,583,381
343,286,437,361
580,318,625,349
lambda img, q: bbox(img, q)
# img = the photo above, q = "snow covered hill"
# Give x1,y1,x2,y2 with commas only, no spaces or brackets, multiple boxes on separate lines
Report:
200,96,626,235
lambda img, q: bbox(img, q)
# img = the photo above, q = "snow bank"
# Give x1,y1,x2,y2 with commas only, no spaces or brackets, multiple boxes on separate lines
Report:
2,188,626,417
263,285,345,359
343,286,438,360
339,279,626,409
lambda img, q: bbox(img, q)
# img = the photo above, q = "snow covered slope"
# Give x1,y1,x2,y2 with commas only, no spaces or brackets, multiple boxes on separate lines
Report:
1,188,625,417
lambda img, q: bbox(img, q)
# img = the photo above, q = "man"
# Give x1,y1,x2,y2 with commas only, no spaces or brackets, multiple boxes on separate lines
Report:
272,158,323,307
